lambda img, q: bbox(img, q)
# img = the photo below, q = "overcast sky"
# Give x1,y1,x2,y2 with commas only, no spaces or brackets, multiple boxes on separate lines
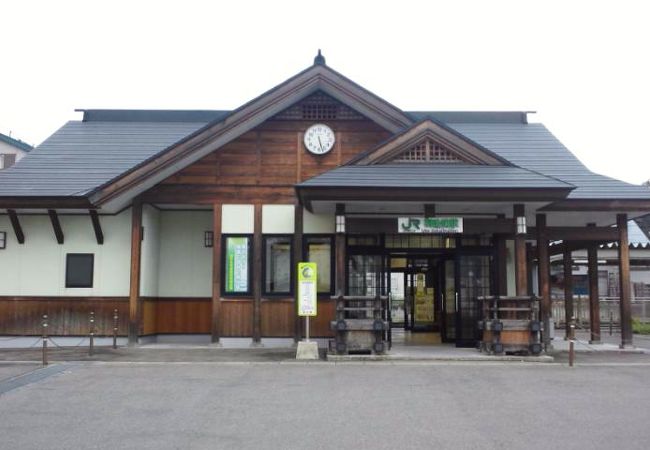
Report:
1,0,648,184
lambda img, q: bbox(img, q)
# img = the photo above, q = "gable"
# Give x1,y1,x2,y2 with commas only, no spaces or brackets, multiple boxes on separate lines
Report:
89,62,413,210
352,119,508,166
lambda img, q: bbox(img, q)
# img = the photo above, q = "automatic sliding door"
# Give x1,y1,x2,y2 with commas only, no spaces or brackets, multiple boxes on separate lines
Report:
456,255,491,347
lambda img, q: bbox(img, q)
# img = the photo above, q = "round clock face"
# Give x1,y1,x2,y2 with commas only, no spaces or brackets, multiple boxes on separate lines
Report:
304,123,335,155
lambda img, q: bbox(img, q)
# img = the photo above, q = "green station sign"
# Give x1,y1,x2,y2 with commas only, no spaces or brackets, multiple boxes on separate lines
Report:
398,217,463,234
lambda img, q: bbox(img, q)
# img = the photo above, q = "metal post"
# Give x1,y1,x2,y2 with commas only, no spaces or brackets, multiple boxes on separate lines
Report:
569,316,576,367
113,309,118,349
89,311,95,356
609,310,613,336
42,314,48,366
305,316,310,343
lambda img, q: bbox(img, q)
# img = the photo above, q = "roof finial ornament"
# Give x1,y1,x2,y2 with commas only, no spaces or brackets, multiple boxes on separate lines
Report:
314,49,326,66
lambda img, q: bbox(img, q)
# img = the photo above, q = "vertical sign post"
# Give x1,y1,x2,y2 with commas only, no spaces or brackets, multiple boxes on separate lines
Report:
296,262,319,360
298,262,317,341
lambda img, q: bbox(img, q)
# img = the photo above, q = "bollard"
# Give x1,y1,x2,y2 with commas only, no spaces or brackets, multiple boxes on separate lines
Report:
113,309,118,349
569,316,576,367
89,311,95,356
42,314,48,366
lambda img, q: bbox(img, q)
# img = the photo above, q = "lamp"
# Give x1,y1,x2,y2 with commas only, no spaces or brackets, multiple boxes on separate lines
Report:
204,231,214,248
335,214,346,234
516,216,527,235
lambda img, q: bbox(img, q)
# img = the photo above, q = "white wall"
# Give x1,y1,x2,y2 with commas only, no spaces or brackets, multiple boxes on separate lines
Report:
0,140,28,168
157,211,212,297
303,209,334,233
0,210,131,296
140,205,160,297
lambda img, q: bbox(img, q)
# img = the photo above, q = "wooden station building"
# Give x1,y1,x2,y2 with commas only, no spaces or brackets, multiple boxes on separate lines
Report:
1,52,649,350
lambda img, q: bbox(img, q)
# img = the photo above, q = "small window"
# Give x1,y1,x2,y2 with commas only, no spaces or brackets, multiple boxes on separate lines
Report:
305,236,334,294
0,231,6,249
223,235,252,295
65,254,94,288
263,236,293,295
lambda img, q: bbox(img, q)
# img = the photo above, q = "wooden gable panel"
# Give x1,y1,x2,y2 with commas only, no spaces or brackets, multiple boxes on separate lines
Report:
152,118,391,204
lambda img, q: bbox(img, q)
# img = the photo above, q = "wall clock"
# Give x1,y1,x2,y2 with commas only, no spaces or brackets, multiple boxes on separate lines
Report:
304,123,335,155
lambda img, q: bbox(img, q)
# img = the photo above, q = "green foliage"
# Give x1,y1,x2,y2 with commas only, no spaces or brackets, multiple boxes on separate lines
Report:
632,318,650,335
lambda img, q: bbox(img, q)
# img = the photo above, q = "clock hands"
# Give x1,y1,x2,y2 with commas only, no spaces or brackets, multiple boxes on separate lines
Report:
318,136,324,152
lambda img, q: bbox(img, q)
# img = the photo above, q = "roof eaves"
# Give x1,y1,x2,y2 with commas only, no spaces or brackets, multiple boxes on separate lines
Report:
0,133,33,152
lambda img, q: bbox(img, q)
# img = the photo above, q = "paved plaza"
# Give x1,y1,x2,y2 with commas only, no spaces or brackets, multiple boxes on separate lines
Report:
1,356,650,450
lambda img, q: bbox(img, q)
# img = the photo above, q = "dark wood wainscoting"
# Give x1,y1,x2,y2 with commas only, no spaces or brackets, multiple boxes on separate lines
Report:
261,299,295,337
0,297,128,336
141,298,211,335
221,300,254,337
307,299,335,338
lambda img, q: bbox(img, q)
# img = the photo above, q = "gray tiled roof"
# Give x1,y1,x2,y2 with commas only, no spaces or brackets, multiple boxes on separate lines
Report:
298,164,573,189
447,123,650,199
0,110,647,201
0,120,209,196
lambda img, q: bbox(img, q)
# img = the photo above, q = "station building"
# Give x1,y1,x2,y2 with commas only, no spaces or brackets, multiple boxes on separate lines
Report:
1,52,649,350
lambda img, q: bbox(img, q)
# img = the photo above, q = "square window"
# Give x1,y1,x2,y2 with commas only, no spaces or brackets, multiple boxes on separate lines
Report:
264,236,292,295
65,254,94,288
305,236,334,294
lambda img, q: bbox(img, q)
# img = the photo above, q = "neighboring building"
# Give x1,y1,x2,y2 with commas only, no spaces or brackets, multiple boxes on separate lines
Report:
0,132,32,169
1,52,649,350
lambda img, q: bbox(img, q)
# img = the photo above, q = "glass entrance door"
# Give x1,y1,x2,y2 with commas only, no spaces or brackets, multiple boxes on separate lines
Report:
456,255,492,347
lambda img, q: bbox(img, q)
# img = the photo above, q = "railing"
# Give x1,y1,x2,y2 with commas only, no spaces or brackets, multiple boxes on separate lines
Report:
551,296,650,328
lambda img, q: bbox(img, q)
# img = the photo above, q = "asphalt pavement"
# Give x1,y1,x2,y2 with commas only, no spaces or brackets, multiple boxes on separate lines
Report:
1,361,649,450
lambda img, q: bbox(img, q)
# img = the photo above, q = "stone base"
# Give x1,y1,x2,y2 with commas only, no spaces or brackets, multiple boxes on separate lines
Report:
250,340,264,348
296,341,319,360
588,340,601,345
619,343,635,350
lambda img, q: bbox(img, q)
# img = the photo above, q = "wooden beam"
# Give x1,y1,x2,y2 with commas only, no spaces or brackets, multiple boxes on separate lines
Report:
526,243,535,296
424,204,436,217
536,214,551,349
293,204,303,343
544,226,618,242
128,201,143,345
252,203,262,344
335,203,346,296
211,204,222,344
587,224,601,344
514,204,527,296
617,213,633,348
7,209,24,244
542,199,650,212
47,210,64,244
89,210,104,245
563,247,573,339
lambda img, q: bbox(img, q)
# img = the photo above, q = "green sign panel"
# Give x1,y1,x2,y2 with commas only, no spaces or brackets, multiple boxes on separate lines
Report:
226,237,249,293
398,217,463,234
298,262,317,317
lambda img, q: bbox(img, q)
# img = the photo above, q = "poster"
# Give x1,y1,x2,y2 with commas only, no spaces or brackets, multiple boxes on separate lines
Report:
226,237,249,293
298,262,317,316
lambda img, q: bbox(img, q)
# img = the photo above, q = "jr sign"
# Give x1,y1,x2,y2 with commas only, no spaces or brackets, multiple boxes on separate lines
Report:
398,217,463,234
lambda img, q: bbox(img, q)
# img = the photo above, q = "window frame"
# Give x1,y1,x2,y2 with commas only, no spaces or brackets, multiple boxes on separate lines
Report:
221,234,253,297
303,234,335,296
0,231,6,249
65,253,95,288
262,234,294,297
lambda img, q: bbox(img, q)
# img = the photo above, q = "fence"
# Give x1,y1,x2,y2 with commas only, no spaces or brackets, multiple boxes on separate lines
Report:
551,296,650,328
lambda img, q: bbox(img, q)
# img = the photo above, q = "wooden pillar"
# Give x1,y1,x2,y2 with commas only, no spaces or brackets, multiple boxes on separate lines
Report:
536,214,551,349
7,209,25,244
617,213,633,348
587,223,601,344
514,204,528,296
252,203,263,344
128,200,143,345
496,234,508,295
293,204,303,343
563,247,573,339
211,204,222,344
335,204,346,296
